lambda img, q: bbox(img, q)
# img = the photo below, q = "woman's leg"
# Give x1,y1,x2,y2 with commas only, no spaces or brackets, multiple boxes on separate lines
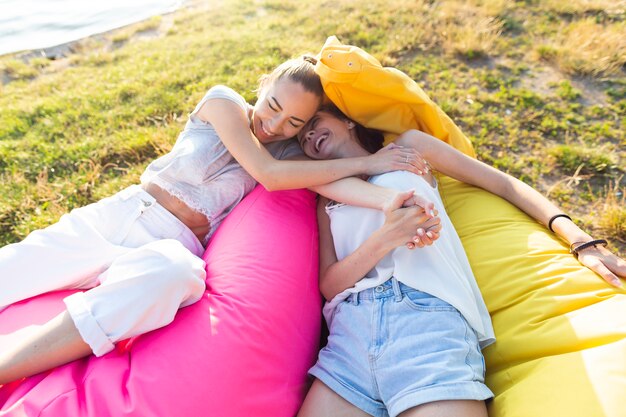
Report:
0,311,91,384
297,379,371,417
0,188,205,383
398,400,487,417
0,198,127,384
0,239,205,384
0,197,129,310
64,239,206,356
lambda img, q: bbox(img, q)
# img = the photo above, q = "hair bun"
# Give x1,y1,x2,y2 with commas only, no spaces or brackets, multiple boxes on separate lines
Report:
302,55,318,65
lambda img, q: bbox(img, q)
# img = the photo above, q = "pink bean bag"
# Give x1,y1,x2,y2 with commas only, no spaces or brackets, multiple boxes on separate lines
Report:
0,186,322,417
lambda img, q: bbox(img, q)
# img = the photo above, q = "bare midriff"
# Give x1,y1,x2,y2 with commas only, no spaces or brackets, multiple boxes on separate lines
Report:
142,183,210,244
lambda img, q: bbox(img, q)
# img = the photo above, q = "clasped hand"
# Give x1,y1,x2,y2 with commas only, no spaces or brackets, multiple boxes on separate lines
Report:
382,190,442,250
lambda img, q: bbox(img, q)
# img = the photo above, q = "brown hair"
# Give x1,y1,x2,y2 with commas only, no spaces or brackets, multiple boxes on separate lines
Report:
318,104,385,154
257,55,324,98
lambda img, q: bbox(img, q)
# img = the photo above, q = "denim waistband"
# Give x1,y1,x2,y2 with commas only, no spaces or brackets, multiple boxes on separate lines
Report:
346,278,417,304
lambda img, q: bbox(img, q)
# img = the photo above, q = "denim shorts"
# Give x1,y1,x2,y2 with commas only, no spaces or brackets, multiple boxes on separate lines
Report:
309,278,493,417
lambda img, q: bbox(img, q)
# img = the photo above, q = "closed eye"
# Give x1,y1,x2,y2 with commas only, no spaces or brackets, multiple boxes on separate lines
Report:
304,116,319,131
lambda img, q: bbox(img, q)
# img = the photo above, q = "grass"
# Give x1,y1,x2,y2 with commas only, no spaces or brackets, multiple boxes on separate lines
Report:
544,18,626,77
549,144,618,173
594,178,626,243
1,58,39,80
0,0,624,256
543,0,625,15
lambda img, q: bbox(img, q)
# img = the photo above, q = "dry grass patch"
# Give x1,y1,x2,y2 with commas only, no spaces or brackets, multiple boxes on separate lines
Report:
134,16,162,33
1,59,38,80
464,0,509,16
435,1,505,58
592,177,626,245
112,16,163,43
540,18,626,77
349,0,507,59
543,0,626,15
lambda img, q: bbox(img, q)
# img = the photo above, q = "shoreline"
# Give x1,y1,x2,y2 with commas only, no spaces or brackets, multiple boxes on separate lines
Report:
1,26,150,86
3,12,177,61
0,0,200,81
0,0,190,60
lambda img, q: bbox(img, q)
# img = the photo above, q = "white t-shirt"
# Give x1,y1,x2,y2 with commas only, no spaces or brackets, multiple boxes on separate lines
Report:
323,170,495,348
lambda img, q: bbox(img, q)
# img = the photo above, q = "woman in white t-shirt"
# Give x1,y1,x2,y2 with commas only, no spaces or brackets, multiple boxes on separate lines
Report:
0,57,428,384
295,104,626,417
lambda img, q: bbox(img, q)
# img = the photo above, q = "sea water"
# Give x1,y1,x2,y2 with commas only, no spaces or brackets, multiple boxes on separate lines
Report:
0,0,183,56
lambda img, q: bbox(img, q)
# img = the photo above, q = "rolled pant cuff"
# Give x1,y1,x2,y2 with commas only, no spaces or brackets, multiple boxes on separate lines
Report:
64,292,115,357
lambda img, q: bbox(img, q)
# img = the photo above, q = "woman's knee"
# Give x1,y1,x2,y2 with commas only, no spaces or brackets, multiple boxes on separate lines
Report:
127,239,206,299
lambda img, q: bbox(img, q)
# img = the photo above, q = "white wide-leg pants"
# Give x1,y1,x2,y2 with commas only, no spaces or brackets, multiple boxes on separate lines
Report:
0,185,206,356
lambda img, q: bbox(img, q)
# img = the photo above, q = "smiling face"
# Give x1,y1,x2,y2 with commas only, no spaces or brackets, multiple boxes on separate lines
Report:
251,78,321,144
297,111,370,160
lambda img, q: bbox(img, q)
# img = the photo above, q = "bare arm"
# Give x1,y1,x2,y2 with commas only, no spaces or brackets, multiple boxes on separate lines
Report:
318,195,441,301
309,143,433,210
311,178,413,210
197,99,424,191
396,129,626,286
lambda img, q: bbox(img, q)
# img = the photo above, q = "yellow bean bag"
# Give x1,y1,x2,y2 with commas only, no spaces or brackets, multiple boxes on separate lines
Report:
315,36,626,417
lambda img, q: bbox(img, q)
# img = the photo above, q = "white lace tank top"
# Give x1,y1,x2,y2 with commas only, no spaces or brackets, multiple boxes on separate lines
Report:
140,86,301,244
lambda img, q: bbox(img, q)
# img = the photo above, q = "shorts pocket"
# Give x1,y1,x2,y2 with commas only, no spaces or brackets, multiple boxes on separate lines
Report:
402,290,458,312
328,298,350,326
